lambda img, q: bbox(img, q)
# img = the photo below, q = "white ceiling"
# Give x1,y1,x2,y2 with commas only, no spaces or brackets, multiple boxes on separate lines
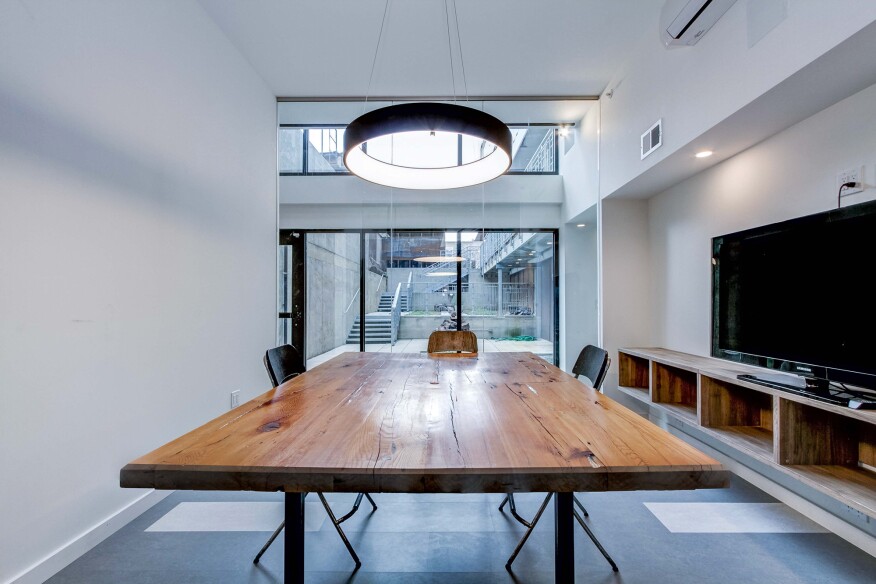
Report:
197,0,661,98
277,99,595,125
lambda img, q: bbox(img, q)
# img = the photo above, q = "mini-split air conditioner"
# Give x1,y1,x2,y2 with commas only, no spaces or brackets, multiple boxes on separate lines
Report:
661,0,739,47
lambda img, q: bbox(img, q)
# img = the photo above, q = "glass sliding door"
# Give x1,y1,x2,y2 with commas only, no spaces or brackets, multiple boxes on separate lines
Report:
303,232,362,369
467,230,557,364
278,228,557,366
363,231,394,353
277,231,304,353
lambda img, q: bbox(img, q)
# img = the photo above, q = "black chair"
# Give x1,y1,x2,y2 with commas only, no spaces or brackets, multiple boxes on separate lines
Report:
253,344,378,568
499,344,618,572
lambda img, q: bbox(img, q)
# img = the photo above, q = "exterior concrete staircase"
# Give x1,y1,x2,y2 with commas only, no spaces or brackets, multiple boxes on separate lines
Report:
377,292,409,312
347,290,409,345
346,313,393,344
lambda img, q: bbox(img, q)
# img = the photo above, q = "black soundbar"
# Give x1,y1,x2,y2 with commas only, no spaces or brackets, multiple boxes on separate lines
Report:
737,374,876,409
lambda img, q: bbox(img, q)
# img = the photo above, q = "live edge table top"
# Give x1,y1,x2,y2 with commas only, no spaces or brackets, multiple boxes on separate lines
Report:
121,352,728,494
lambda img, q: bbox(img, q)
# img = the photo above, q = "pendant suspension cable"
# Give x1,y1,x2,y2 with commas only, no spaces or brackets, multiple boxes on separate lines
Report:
443,0,457,102
364,0,392,112
451,0,468,101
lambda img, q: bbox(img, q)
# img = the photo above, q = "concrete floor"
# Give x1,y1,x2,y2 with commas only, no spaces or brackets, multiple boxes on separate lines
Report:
46,476,876,583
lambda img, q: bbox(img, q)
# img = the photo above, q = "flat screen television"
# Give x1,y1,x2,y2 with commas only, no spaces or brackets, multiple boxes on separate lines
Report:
712,200,876,394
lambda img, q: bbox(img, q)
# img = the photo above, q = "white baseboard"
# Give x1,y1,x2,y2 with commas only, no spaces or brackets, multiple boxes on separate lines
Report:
5,490,172,584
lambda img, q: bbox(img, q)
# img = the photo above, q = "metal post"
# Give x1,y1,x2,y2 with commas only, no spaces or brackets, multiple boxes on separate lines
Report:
285,492,306,584
497,268,503,317
555,492,574,584
456,231,463,330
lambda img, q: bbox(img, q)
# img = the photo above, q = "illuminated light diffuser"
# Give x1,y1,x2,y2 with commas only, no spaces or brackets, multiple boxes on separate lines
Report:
344,102,512,190
414,256,463,263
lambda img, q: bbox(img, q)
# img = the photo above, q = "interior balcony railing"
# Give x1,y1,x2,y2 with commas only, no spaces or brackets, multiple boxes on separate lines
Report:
481,232,537,275
524,127,556,173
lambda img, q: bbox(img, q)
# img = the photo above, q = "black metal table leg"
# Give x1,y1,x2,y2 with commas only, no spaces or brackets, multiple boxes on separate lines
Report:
285,492,305,584
555,492,574,584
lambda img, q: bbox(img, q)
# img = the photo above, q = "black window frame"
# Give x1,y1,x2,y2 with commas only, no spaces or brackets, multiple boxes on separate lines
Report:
278,227,560,366
278,123,561,177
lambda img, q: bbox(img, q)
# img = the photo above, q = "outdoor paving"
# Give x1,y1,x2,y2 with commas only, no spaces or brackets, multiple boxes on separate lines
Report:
306,338,554,369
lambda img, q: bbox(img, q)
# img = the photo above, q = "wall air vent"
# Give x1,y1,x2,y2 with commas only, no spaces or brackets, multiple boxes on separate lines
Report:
641,119,663,160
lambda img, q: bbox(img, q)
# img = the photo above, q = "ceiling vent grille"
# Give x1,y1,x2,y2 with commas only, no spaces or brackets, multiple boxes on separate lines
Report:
641,119,663,160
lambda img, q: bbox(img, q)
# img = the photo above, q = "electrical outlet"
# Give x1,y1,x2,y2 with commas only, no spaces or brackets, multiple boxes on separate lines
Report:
837,166,865,196
230,390,240,409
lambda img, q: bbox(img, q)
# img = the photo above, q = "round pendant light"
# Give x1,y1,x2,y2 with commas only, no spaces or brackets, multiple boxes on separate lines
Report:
344,102,512,190
414,255,464,263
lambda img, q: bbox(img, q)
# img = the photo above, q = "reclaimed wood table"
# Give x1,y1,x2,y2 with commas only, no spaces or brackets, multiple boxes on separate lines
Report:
121,352,729,583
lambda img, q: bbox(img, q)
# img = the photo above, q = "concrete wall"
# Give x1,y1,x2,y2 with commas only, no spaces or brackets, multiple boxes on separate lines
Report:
0,2,277,583
399,315,537,340
536,258,554,342
305,233,360,358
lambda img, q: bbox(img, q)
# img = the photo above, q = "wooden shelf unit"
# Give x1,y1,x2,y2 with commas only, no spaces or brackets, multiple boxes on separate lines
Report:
617,347,876,520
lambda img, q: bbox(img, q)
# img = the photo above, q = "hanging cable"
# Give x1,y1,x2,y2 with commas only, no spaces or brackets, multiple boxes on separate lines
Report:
443,0,457,102
451,0,469,101
364,0,392,111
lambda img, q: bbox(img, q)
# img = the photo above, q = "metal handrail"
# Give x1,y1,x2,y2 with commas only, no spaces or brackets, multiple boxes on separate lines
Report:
390,282,402,345
344,288,360,314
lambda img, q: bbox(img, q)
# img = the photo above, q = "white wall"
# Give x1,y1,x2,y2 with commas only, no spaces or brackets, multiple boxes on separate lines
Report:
600,198,652,391
600,0,876,198
280,174,564,206
648,81,876,356
561,103,600,223
280,202,561,230
558,216,599,372
0,2,277,582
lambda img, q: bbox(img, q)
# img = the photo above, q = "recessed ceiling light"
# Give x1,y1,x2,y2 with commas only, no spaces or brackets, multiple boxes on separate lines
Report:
695,150,713,158
576,224,586,228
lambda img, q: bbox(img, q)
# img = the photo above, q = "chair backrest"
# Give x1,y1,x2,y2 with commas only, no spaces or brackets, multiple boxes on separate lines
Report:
571,345,610,390
427,330,478,355
263,344,305,387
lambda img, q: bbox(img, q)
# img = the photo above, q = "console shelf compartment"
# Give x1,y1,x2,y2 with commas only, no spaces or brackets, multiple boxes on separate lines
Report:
617,347,876,521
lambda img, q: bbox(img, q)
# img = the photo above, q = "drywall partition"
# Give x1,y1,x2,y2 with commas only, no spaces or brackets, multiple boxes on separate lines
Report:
599,1,876,199
279,202,562,231
558,212,599,372
561,103,600,223
648,81,876,356
600,198,651,391
0,3,276,583
280,173,564,206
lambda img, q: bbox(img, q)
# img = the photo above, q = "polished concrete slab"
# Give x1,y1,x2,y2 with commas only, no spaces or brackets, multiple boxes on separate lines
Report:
146,502,326,533
644,502,828,534
46,476,876,584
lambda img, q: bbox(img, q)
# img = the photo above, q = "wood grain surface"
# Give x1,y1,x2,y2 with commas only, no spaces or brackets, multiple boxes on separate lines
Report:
618,348,876,519
121,352,727,494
